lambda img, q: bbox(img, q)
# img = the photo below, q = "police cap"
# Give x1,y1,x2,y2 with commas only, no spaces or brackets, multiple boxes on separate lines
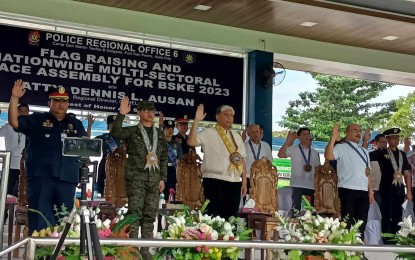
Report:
137,101,155,111
163,119,175,129
382,128,401,137
175,115,189,123
48,86,69,100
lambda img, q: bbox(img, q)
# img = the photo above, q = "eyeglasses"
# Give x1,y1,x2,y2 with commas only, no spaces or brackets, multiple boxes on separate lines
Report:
347,129,362,133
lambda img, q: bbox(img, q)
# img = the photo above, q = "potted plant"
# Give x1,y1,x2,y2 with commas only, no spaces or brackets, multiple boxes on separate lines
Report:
153,199,252,260
272,197,365,260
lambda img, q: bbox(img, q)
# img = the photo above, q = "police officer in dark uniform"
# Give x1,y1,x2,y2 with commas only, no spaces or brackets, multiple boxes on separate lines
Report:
370,127,413,239
8,79,87,234
94,115,121,195
163,119,183,201
174,115,191,154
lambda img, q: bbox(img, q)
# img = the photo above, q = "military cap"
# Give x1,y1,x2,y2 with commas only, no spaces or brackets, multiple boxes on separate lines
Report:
382,128,401,137
48,86,69,100
107,115,116,125
163,119,175,129
137,100,155,111
175,115,189,123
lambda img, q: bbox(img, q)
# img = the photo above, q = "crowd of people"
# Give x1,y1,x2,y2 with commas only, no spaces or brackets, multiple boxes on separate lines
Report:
1,79,414,258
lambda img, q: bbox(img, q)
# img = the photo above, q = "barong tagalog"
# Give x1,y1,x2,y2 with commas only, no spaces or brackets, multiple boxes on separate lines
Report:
138,122,159,171
215,124,243,173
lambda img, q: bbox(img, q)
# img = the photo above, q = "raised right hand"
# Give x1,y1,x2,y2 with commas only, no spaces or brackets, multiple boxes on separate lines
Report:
286,131,297,141
194,104,206,122
11,79,25,98
87,114,95,126
332,123,340,139
119,96,131,115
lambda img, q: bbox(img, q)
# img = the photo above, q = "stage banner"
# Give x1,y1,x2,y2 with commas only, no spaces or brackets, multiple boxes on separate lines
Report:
0,25,244,123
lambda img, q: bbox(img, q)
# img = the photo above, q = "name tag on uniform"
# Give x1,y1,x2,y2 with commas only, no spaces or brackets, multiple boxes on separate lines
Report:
61,133,67,141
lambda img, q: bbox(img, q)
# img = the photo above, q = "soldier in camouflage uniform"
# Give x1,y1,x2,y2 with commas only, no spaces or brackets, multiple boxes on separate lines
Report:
110,97,167,259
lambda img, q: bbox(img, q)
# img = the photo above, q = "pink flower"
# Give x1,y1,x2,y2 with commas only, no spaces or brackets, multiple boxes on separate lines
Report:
97,230,106,238
104,228,111,237
196,246,202,252
197,233,205,240
203,246,209,254
199,223,210,234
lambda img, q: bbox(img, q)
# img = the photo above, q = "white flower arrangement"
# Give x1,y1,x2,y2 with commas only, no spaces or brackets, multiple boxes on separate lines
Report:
154,199,252,260
383,215,415,259
273,197,365,260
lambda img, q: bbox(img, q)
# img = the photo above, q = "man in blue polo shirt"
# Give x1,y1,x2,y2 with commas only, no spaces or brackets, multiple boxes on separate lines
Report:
8,79,87,234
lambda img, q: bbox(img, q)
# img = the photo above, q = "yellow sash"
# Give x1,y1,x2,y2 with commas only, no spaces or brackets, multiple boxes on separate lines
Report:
215,124,243,173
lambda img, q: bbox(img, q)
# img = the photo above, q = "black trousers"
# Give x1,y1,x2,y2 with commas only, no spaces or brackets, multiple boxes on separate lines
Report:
163,166,177,200
291,187,314,211
27,177,76,234
7,168,20,197
338,187,369,238
379,190,405,235
96,159,106,195
203,178,241,220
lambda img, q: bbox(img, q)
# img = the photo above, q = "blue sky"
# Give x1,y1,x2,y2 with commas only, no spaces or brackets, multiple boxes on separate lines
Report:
272,70,415,131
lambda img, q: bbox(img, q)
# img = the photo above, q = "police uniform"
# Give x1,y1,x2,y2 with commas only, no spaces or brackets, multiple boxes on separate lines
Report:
370,128,411,236
163,119,183,200
94,115,121,194
174,115,191,154
110,101,167,246
16,87,87,234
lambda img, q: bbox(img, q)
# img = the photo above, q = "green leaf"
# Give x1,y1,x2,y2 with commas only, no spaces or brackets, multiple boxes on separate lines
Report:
288,250,301,260
28,208,53,229
200,199,210,213
112,213,139,232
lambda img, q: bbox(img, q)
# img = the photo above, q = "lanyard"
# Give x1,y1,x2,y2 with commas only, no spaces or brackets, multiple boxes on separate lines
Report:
103,134,119,153
17,133,22,147
299,144,311,165
346,141,368,167
248,140,261,161
167,143,178,169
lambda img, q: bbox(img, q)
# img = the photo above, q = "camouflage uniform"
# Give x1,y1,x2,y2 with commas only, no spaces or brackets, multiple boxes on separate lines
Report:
110,110,167,244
